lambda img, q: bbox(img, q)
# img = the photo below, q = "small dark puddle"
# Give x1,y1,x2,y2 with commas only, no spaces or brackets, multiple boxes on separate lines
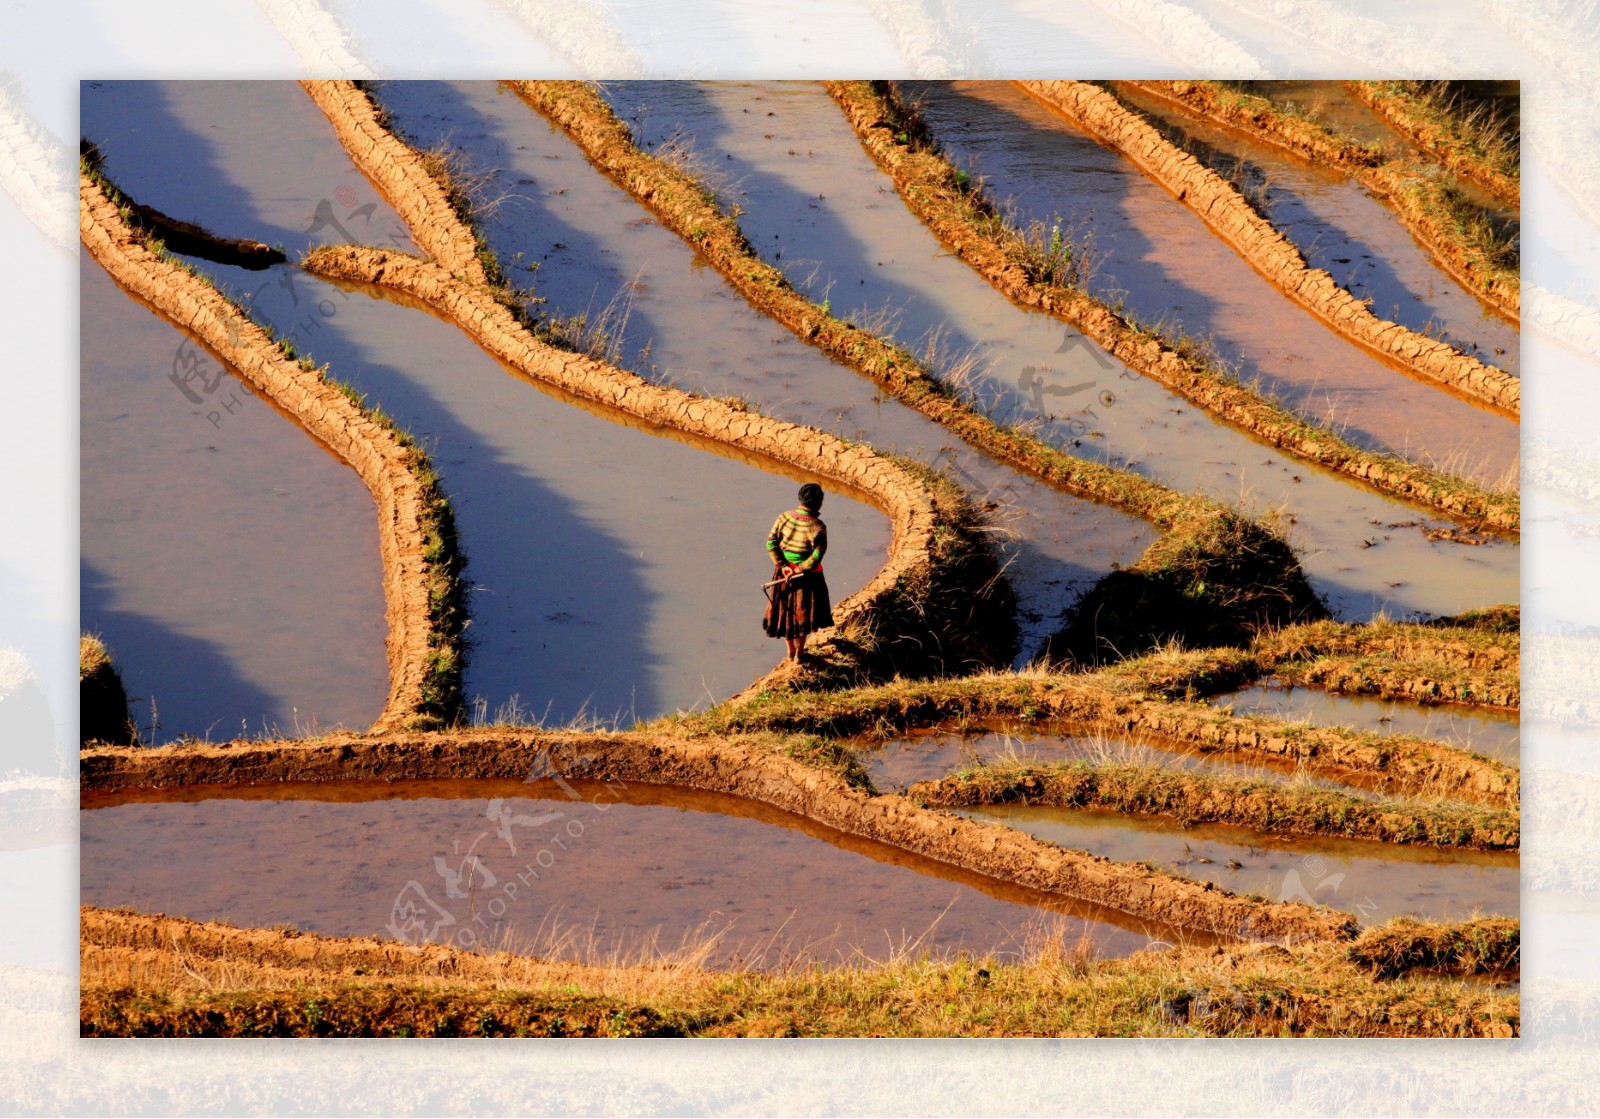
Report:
1208,684,1520,766
965,803,1518,923
80,779,1191,968
853,725,1362,794
81,247,388,740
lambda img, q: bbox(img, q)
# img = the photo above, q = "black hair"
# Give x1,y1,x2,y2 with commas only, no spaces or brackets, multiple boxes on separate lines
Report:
798,483,824,510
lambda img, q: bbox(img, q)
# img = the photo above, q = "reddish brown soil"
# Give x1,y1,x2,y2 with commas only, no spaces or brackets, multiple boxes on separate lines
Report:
824,81,1518,534
301,81,490,286
80,172,446,733
912,764,1520,850
1122,80,1521,327
1019,81,1519,408
80,729,1357,943
1342,82,1519,211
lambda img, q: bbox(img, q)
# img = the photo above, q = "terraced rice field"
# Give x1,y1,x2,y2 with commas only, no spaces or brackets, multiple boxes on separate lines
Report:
78,79,1521,1036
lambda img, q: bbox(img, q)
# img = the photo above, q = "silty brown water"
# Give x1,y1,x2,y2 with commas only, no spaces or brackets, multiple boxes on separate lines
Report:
1208,684,1520,766
596,80,1519,623
373,80,1157,662
910,80,1519,482
81,246,388,741
79,779,1183,967
82,79,890,725
967,802,1518,923
1114,82,1521,367
1242,79,1520,219
209,259,890,725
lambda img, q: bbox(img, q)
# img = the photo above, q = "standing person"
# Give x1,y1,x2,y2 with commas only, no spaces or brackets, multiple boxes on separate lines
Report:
764,483,834,662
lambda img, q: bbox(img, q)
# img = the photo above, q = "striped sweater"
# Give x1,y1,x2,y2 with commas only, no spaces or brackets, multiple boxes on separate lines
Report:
766,507,828,571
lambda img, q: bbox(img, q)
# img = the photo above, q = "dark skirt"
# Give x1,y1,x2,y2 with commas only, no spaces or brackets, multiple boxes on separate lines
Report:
763,566,834,638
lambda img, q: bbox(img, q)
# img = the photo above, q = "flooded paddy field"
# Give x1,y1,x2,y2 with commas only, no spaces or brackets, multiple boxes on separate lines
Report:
966,802,1518,924
81,80,417,259
80,779,1180,968
1244,79,1519,217
1209,684,1520,766
82,79,889,724
373,80,1156,661
78,81,1521,1018
81,246,388,740
217,259,889,724
592,80,1517,622
905,81,1518,481
1113,82,1520,367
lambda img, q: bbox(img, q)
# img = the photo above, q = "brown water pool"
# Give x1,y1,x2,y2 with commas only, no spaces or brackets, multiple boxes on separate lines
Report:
966,802,1518,923
81,247,388,740
80,779,1188,968
1208,684,1520,766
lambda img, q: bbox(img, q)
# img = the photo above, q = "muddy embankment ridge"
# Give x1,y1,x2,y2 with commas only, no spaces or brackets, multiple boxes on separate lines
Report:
80,170,460,734
301,244,1006,687
508,81,1217,533
1343,914,1519,981
1094,616,1520,711
1021,81,1520,400
825,82,1519,535
509,81,1343,656
1116,80,1522,331
79,906,1518,1037
82,144,286,270
80,729,1356,943
911,761,1521,851
1244,615,1520,710
1342,81,1519,209
300,80,490,286
709,673,1519,808
305,80,1014,688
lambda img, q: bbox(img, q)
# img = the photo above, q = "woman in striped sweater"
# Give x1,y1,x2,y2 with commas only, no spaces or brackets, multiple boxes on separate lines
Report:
763,483,834,662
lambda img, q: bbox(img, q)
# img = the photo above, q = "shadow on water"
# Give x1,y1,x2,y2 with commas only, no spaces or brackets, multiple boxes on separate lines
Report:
79,559,296,744
205,256,887,725
1115,83,1520,372
592,81,1519,625
81,244,389,740
81,80,415,259
82,80,890,725
908,82,1518,488
207,260,661,726
376,80,1154,662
